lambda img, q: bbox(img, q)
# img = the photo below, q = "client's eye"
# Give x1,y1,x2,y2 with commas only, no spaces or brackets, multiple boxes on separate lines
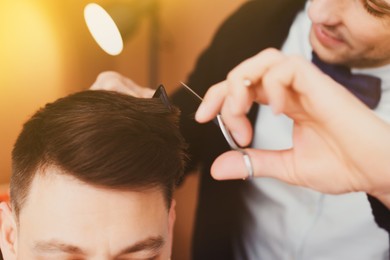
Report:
117,255,159,260
67,256,85,260
66,256,85,260
363,1,386,17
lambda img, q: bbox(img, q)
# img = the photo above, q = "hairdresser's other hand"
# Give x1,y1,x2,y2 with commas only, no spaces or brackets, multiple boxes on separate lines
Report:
90,71,154,98
195,48,390,204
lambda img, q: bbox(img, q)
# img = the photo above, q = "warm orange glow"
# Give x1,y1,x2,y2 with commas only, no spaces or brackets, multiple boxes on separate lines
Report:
0,1,65,183
84,3,124,56
0,1,64,99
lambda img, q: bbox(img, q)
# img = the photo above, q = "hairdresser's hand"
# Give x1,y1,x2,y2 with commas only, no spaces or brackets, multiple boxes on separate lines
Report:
90,71,154,98
195,48,390,204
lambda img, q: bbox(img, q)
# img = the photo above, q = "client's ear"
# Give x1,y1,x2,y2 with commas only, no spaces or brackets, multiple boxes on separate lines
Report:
0,202,17,260
167,199,176,257
168,199,176,236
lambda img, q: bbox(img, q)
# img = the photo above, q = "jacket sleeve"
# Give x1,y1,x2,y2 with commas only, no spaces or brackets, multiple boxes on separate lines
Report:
367,194,390,234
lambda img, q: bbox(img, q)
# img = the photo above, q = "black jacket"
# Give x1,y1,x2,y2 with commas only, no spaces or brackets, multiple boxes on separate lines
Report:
171,0,390,259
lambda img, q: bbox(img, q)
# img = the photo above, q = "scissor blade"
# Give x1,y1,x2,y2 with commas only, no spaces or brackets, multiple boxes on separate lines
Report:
180,81,221,126
179,83,250,178
180,81,242,150
180,82,204,101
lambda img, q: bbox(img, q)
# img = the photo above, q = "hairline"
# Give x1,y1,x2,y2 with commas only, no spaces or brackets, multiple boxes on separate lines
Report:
12,163,171,220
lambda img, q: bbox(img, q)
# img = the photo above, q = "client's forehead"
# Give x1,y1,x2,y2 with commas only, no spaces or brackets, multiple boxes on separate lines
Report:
22,166,167,216
18,167,169,254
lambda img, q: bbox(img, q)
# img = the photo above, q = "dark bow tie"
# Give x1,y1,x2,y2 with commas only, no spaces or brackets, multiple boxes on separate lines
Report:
312,52,382,109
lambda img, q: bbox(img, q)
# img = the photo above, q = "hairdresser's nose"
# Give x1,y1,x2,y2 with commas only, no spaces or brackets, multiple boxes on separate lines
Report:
308,0,346,26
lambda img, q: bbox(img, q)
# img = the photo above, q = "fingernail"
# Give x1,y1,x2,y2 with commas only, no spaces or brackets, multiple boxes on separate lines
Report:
195,103,206,122
232,131,244,146
243,79,252,88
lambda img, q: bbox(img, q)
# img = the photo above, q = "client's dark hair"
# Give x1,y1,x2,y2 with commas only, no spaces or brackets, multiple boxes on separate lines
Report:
10,90,187,217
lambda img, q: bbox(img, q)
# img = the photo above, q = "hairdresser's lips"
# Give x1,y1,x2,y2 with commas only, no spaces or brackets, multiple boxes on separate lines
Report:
312,23,346,48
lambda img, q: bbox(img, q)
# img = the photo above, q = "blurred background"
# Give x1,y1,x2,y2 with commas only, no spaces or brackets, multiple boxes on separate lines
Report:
0,0,245,259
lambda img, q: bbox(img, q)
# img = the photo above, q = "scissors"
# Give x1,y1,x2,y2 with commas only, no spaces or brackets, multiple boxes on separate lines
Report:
180,82,254,180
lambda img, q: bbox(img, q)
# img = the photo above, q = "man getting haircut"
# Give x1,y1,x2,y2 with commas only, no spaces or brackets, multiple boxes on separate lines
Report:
0,89,187,260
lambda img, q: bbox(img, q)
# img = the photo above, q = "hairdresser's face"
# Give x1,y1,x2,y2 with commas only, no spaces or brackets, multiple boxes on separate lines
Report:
308,0,390,68
1,168,175,260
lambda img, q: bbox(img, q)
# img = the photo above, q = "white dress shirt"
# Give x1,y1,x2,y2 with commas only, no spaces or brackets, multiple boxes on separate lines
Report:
237,3,390,260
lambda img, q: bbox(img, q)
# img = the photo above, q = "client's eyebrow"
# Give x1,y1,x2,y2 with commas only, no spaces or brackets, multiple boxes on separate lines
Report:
115,236,165,257
33,240,86,255
33,236,165,257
